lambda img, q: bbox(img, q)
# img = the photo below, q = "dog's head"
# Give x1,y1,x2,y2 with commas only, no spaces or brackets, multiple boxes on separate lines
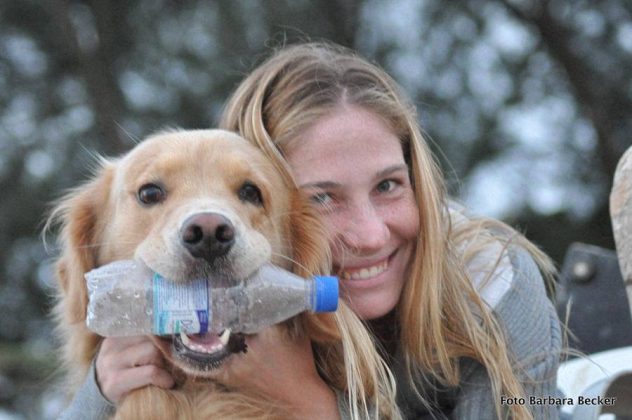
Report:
52,129,336,379
101,130,288,282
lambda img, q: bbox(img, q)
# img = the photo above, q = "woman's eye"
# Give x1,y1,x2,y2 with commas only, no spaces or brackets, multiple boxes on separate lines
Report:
238,181,264,207
376,180,396,193
137,183,166,205
310,192,332,205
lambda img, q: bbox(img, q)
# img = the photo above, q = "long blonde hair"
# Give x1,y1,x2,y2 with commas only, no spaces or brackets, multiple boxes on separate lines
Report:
220,41,552,420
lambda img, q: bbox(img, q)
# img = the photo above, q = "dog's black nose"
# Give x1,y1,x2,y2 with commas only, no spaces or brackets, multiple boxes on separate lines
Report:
181,213,235,263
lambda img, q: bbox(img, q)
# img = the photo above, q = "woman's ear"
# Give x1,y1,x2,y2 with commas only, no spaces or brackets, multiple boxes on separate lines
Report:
53,163,115,324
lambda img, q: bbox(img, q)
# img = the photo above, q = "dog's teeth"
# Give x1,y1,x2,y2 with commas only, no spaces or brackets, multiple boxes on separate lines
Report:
180,333,190,346
219,329,231,346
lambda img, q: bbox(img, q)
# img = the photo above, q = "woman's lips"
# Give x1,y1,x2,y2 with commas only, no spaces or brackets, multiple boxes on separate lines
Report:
337,252,395,281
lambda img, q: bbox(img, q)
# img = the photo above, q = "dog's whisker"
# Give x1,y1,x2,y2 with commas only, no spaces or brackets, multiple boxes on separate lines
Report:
269,252,312,274
72,240,141,251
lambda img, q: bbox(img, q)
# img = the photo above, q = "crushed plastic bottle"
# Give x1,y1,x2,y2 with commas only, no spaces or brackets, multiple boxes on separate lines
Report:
85,260,338,337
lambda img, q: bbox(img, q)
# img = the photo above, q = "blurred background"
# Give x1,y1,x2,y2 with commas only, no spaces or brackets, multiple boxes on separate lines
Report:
0,0,630,418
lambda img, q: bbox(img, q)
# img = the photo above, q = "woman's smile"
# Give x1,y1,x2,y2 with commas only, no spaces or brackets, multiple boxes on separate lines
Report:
338,258,389,281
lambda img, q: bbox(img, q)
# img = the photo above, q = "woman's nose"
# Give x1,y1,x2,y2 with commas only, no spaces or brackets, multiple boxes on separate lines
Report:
339,203,389,253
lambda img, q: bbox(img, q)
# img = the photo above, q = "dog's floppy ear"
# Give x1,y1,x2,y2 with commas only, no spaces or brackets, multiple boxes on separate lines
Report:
51,161,115,325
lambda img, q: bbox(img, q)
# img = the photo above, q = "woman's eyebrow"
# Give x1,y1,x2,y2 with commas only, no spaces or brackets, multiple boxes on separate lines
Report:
375,164,409,179
299,180,341,190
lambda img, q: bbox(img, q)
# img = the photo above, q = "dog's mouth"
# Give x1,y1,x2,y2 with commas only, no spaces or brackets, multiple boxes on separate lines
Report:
170,329,248,371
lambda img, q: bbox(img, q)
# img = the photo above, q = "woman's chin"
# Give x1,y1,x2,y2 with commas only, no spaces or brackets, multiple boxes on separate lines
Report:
343,292,399,320
340,273,404,320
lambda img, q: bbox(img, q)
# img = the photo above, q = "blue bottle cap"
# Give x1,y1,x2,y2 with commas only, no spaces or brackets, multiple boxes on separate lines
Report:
313,275,339,312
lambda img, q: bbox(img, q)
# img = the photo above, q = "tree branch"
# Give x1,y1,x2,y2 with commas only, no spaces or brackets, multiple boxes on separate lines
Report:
497,0,628,183
47,0,130,154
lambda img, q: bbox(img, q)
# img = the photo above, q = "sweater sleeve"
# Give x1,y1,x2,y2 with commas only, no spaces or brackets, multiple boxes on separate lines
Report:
451,246,562,419
57,360,116,420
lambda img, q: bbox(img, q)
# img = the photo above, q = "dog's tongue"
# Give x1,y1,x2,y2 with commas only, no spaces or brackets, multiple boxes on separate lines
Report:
188,332,221,345
181,330,230,353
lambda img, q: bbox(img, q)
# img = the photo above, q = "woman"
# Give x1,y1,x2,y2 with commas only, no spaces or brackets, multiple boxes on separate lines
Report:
218,42,561,419
60,42,561,419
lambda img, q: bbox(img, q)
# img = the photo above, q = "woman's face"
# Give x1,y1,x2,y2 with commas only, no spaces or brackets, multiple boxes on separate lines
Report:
286,104,420,320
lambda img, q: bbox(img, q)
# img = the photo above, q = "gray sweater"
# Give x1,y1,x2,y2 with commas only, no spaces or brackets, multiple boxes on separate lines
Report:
394,246,561,419
58,246,561,420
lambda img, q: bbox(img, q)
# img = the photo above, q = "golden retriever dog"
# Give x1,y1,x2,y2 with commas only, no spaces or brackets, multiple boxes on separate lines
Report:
50,129,340,419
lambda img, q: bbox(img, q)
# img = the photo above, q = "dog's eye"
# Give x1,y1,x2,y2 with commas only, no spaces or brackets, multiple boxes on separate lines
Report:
238,182,263,207
138,183,166,205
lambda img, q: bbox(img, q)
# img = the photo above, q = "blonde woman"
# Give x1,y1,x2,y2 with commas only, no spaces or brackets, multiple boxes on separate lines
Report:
218,42,562,419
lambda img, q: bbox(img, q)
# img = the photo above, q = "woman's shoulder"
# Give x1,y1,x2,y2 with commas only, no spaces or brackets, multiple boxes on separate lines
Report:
455,234,562,372
449,201,562,356
449,201,562,361
447,200,552,311
469,237,551,311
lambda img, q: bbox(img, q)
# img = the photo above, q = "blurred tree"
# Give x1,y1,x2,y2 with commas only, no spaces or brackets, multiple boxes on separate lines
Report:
0,0,630,416
499,0,631,178
494,0,632,261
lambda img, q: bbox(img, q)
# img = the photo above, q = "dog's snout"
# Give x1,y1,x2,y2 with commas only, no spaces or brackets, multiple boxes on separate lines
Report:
181,213,235,262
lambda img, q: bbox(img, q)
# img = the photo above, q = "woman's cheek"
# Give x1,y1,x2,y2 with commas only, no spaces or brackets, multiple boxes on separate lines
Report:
404,197,421,238
384,195,420,239
322,212,345,250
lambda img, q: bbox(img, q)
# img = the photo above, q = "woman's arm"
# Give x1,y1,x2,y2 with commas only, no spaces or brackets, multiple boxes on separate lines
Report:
57,336,174,420
57,360,115,420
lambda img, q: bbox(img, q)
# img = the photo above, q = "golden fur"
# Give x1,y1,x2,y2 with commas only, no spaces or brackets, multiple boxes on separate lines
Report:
49,129,362,419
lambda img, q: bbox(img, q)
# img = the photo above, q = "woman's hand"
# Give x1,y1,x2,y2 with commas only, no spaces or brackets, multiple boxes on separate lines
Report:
95,336,175,404
212,327,340,420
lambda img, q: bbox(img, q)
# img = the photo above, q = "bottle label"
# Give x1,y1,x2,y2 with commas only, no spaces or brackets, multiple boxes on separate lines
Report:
152,274,210,335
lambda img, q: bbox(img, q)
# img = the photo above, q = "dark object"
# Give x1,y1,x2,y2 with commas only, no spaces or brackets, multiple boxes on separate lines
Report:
556,242,632,355
181,212,236,262
604,372,632,418
227,332,248,354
